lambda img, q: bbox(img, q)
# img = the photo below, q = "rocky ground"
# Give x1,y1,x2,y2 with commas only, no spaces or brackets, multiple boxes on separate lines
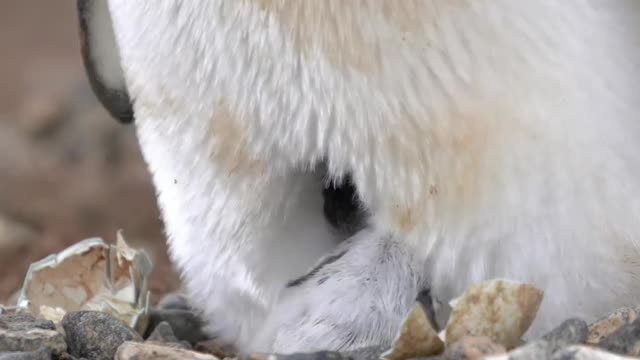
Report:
0,0,180,304
2,291,640,359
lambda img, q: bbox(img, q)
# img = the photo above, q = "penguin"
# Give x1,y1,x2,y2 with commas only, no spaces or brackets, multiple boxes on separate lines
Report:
77,0,640,354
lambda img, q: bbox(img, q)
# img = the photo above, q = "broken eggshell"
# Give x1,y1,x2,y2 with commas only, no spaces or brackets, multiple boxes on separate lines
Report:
15,231,153,335
444,279,544,349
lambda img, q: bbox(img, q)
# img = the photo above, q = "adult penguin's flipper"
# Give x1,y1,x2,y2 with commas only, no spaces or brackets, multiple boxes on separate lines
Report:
77,0,133,123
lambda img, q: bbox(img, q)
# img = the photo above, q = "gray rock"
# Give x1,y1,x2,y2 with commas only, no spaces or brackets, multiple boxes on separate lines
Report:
157,293,191,311
597,317,640,357
0,314,58,354
193,339,236,358
145,309,207,344
0,328,65,355
146,322,179,343
55,353,88,360
505,340,551,360
115,341,219,360
551,345,635,359
0,347,52,360
145,321,192,350
0,314,55,332
62,311,142,360
542,318,589,353
588,306,640,346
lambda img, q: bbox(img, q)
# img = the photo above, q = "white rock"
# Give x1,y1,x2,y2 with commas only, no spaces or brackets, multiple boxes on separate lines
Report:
116,341,220,360
551,345,638,360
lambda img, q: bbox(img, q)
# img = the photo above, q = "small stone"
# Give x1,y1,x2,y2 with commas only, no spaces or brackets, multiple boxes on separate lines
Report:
0,347,52,360
145,321,192,350
504,340,551,360
282,352,352,360
0,328,66,355
443,336,506,359
194,338,237,358
55,353,86,360
597,317,640,356
0,313,56,332
588,306,640,345
0,313,65,355
445,280,543,349
244,353,272,360
382,302,445,360
62,311,142,360
145,309,208,344
115,341,219,360
179,340,194,349
157,293,191,311
542,318,589,352
146,322,179,343
144,340,192,351
551,345,637,359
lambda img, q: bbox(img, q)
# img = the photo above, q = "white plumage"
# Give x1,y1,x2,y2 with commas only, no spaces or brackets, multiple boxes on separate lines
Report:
91,0,640,353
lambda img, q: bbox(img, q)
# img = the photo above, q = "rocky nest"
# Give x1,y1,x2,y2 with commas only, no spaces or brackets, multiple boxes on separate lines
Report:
2,289,640,360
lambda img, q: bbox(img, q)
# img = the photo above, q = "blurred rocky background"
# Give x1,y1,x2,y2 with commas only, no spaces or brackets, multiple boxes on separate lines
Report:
0,0,180,304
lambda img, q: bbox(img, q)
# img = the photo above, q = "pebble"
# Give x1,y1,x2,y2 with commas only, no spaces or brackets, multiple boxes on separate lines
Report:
62,311,142,360
3,282,640,360
194,338,237,358
383,302,444,360
145,309,208,344
551,345,637,359
0,347,52,360
502,340,551,360
0,314,55,332
444,280,543,349
145,321,192,350
588,306,640,345
146,321,179,344
115,341,219,360
542,318,589,353
0,313,66,355
443,336,506,359
597,317,640,357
